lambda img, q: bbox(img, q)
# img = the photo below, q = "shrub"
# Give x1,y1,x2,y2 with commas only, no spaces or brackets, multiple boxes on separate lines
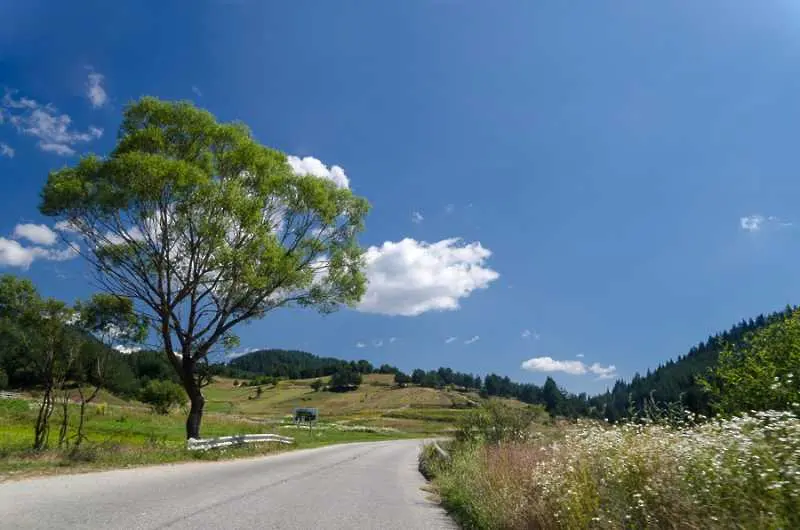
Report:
138,380,187,414
704,309,800,414
456,401,544,445
328,368,362,392
0,368,8,390
310,379,324,392
394,372,411,387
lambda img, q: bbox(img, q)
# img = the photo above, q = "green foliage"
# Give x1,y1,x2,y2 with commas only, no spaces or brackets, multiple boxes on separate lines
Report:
0,368,7,390
456,401,544,445
596,305,797,422
704,309,800,414
39,97,370,438
139,380,187,414
328,367,362,392
247,375,276,387
310,379,324,392
393,372,411,387
230,349,371,379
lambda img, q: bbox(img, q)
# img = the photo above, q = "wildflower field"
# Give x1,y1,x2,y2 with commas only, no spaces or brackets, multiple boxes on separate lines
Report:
425,409,800,529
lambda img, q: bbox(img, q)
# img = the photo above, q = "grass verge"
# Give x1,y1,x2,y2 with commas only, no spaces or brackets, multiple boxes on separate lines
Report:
0,398,421,481
422,411,800,529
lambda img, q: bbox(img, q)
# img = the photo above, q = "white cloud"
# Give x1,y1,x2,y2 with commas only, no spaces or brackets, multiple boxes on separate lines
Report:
13,223,57,246
389,337,397,343
411,211,424,224
0,143,13,158
113,345,142,354
576,353,585,358
588,362,617,380
767,215,793,227
0,237,77,269
740,214,793,232
86,70,108,108
0,238,43,268
2,93,37,109
3,91,103,156
521,329,531,339
445,204,455,214
226,347,259,359
103,226,145,245
521,357,587,375
464,335,479,345
445,336,457,344
191,85,203,97
39,143,75,156
54,220,80,233
357,238,499,316
355,342,366,348
521,356,617,380
287,155,349,189
740,215,764,232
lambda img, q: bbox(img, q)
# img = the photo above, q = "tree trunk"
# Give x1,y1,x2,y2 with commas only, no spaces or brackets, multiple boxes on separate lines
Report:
58,389,70,449
186,387,204,440
181,355,205,440
33,383,55,451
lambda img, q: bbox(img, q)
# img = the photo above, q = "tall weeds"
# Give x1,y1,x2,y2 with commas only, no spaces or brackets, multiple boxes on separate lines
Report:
431,410,800,529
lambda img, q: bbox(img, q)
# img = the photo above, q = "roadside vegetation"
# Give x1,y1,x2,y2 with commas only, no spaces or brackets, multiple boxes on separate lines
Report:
422,311,800,529
0,370,488,479
0,390,421,481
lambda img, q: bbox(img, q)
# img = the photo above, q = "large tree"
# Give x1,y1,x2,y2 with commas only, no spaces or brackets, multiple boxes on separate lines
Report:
40,97,369,438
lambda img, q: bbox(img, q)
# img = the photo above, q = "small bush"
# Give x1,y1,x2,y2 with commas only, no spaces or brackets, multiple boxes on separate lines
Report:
328,368,362,392
138,380,187,414
456,401,543,445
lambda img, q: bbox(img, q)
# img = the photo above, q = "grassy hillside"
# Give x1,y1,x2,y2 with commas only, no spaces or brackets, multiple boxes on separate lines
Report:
203,373,498,433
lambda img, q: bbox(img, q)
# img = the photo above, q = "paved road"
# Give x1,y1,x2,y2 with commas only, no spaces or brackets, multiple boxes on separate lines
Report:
0,439,455,529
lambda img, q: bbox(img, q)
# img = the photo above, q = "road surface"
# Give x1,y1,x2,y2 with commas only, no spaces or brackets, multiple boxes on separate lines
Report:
0,439,455,529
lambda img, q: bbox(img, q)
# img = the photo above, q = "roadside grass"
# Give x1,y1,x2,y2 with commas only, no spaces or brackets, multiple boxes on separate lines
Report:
0,397,420,481
0,375,516,480
423,411,800,529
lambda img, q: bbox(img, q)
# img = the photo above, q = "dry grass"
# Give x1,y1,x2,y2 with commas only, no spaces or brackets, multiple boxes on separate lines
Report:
203,375,482,421
430,411,800,529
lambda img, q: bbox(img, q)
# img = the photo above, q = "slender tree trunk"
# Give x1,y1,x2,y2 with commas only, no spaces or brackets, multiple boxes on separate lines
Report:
74,385,100,448
181,356,204,440
33,383,55,451
186,385,204,440
58,389,70,449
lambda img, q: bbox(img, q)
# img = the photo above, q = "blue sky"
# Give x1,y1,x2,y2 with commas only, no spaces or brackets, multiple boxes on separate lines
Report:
2,1,800,394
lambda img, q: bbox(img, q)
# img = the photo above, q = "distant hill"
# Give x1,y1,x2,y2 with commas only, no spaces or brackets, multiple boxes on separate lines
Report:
227,349,375,379
592,304,797,420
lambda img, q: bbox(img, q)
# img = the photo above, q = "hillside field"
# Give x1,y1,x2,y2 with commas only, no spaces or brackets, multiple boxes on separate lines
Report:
0,374,521,480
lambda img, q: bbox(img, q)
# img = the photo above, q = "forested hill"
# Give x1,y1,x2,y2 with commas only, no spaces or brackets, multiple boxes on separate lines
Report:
595,304,798,420
227,349,373,379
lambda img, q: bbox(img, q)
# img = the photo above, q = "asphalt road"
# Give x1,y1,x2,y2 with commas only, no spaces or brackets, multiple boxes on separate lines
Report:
0,439,455,529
